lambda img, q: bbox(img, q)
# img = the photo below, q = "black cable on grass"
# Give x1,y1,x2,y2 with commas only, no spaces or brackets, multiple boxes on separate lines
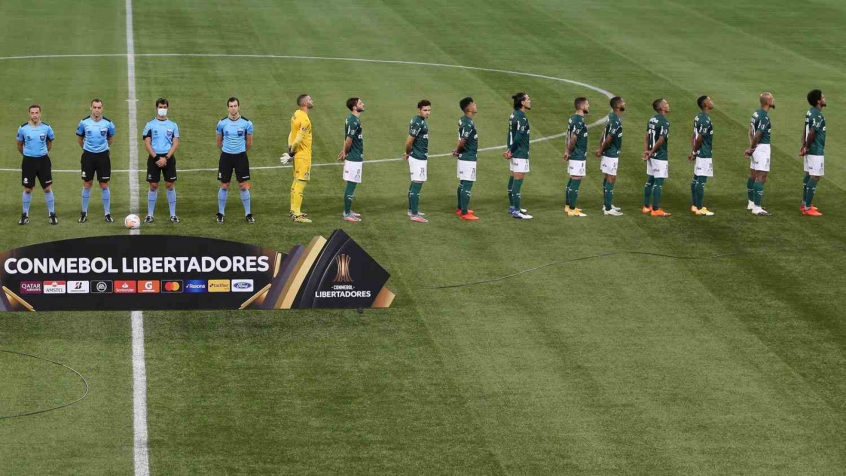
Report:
428,250,744,290
0,349,89,420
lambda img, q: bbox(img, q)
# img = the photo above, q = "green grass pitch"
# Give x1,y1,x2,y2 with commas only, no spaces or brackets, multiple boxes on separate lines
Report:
2,0,846,474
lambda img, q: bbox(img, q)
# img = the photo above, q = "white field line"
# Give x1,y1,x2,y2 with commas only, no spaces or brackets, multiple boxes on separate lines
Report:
0,53,614,174
125,1,149,475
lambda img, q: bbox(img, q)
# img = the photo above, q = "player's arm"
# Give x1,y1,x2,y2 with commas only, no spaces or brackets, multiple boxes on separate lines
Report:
76,122,85,149
216,133,223,150
246,133,252,151
454,138,467,157
16,128,24,154
288,118,304,154
643,132,664,161
403,135,414,161
143,136,156,158
689,127,704,161
167,126,179,158
46,139,52,152
503,120,521,159
16,140,23,155
799,121,815,156
562,125,577,161
107,122,115,146
642,131,650,161
745,130,762,157
245,122,253,151
337,136,352,161
595,128,612,157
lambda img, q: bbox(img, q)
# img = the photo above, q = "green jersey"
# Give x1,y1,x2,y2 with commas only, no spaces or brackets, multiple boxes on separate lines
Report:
805,107,826,155
601,112,623,158
408,115,429,160
566,113,588,160
507,109,530,158
646,113,670,161
344,114,364,162
457,115,478,161
693,112,713,158
750,108,771,145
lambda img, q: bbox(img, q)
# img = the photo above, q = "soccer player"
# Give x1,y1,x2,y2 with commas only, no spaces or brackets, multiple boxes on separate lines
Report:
688,96,715,216
453,96,479,221
799,89,826,216
594,96,625,216
216,97,255,224
284,93,314,224
503,92,532,219
642,98,672,217
744,92,775,216
403,100,431,223
562,97,590,217
76,99,115,223
142,98,180,223
338,98,365,222
16,105,57,225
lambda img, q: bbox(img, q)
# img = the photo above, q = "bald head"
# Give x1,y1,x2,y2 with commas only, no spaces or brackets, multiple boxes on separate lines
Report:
759,92,773,106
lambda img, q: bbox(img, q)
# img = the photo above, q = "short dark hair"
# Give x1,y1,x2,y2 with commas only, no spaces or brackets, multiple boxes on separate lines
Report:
91,99,103,106
460,97,474,112
807,89,823,107
574,97,588,111
652,98,665,112
417,99,431,109
346,97,360,111
610,96,624,109
512,92,527,110
29,104,41,112
156,98,169,108
297,94,309,106
697,95,709,109
227,97,240,107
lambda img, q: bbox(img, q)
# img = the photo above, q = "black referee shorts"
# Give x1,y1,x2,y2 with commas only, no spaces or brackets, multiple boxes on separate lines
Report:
80,150,111,183
146,155,178,183
218,151,250,183
21,155,53,189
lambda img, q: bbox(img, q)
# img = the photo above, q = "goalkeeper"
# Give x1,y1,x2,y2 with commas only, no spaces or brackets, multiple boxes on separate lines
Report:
282,94,314,223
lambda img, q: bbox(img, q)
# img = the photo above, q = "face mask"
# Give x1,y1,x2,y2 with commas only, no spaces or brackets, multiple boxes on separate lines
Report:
157,108,168,117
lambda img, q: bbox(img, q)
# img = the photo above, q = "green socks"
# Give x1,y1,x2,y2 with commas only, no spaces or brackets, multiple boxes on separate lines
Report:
753,181,764,206
652,178,665,209
511,178,523,211
643,176,656,207
457,183,462,210
603,181,615,211
565,178,573,206
692,175,707,208
408,182,423,215
460,180,474,214
508,176,514,207
747,177,755,202
568,179,581,208
806,178,818,208
344,181,357,214
802,174,811,206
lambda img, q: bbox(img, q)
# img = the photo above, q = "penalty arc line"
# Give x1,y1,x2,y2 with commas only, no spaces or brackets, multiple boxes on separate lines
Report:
0,53,615,174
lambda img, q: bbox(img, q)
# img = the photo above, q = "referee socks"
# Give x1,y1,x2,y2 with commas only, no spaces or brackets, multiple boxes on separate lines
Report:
218,188,228,215
148,190,157,217
239,189,251,215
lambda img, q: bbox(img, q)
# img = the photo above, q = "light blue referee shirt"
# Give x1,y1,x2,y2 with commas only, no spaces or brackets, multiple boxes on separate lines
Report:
76,116,115,153
216,116,253,154
143,118,180,155
17,122,55,157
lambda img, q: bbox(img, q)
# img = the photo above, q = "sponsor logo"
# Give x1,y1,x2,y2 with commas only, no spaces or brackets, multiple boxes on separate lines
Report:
20,281,42,294
138,280,160,294
162,280,183,293
115,280,137,294
90,280,113,293
333,254,354,283
68,281,90,294
185,280,208,293
43,281,67,294
231,279,254,293
208,279,230,293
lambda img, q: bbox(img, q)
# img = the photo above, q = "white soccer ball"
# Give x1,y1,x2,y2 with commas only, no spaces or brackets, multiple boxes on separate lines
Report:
125,214,141,229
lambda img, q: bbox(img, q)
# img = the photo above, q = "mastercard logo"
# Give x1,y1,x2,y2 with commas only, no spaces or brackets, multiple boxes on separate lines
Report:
162,280,183,293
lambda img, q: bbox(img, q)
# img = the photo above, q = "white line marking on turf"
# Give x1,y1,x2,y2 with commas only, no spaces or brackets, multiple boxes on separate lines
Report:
0,54,615,175
125,1,150,475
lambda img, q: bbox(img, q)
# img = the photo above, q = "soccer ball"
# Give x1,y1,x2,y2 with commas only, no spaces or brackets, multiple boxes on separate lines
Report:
124,214,141,229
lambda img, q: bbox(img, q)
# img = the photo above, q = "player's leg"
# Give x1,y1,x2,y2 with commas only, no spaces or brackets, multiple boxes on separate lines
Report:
342,161,363,221
696,176,708,210
651,178,665,213
690,174,698,211
20,186,32,225
343,181,358,221
510,171,528,219
801,172,810,210
567,176,583,216
507,165,515,212
752,170,770,215
164,156,178,222
20,157,35,224
217,152,234,222
97,152,113,222
236,154,253,221
643,175,655,212
79,152,95,222
564,177,573,210
146,155,161,222
39,156,56,223
747,169,756,210
290,155,310,220
805,175,821,215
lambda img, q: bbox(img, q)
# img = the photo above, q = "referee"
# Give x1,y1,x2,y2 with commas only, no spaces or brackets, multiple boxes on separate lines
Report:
215,97,255,224
16,104,57,225
143,98,180,223
76,99,116,223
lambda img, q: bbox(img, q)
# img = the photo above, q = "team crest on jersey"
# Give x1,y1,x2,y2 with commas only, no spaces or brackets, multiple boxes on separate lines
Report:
166,130,174,139
100,128,108,136
237,128,245,136
39,134,46,141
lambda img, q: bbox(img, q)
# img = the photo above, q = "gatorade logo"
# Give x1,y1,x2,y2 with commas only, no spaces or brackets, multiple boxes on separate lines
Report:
138,280,160,294
162,280,183,293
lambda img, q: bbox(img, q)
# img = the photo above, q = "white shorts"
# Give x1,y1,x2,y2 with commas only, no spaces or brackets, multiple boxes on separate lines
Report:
694,157,714,177
408,157,427,182
457,160,477,181
600,156,618,176
510,158,530,173
751,144,771,172
343,160,363,183
567,160,586,176
647,158,669,179
806,155,825,176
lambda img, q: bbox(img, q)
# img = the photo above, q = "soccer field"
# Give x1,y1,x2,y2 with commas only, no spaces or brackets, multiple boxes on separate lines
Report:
2,0,846,474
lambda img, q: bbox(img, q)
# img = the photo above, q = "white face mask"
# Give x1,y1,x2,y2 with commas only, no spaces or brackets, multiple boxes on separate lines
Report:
157,108,168,117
